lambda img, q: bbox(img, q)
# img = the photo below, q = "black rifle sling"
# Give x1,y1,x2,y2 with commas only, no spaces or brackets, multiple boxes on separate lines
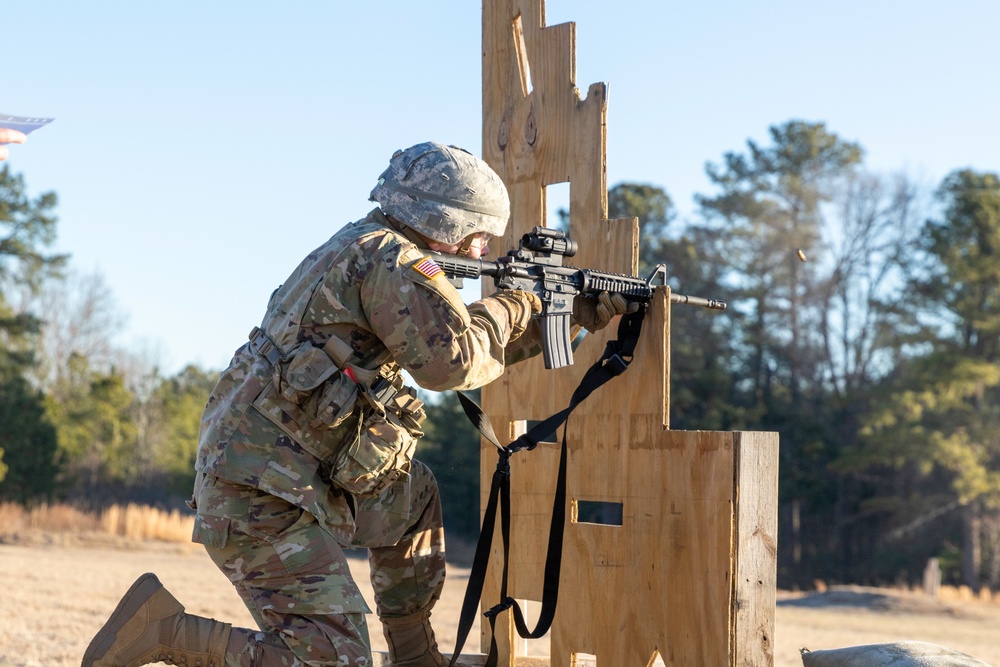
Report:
448,307,646,667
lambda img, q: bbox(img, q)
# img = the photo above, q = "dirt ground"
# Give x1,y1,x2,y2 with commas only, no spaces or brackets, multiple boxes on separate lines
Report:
1,534,998,667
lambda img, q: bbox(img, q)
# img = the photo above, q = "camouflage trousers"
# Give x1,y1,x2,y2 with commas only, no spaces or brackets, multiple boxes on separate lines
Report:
191,461,446,667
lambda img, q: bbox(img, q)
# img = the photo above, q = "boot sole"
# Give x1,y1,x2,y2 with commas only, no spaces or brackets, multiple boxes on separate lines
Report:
82,573,163,667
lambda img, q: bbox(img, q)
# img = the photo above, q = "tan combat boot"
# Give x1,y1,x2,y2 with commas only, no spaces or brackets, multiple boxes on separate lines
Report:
381,609,473,667
82,573,232,667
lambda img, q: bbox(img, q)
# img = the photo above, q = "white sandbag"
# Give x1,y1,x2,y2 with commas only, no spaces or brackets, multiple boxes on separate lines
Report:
801,641,992,666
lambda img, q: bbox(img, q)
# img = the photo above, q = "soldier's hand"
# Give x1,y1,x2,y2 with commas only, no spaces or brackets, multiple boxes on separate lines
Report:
572,291,637,332
489,289,542,340
516,289,543,315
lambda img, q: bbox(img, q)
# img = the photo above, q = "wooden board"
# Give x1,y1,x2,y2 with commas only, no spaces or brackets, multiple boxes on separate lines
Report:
478,420,779,667
480,2,779,665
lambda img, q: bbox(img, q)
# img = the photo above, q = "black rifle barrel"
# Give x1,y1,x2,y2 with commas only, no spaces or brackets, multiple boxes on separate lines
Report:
670,293,727,310
429,252,726,310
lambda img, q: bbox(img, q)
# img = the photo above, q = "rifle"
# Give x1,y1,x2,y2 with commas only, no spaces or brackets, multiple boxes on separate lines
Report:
430,226,726,369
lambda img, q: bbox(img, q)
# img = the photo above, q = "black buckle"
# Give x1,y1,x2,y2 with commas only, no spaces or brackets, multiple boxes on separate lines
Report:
483,597,515,620
605,351,629,376
495,450,511,478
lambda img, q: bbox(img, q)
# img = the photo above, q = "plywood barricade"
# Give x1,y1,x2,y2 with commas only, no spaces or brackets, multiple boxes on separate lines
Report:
478,2,779,666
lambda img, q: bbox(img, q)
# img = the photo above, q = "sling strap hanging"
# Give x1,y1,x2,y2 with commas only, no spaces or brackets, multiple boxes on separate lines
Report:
448,306,647,667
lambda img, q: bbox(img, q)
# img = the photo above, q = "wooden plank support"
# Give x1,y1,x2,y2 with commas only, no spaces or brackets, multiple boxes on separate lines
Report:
479,2,779,665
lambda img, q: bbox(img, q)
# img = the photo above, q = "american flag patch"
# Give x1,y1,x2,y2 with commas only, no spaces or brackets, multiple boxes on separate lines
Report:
413,257,443,280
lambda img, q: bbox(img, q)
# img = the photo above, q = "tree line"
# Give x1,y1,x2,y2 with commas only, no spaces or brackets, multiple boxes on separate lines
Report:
1,120,998,591
0,163,220,507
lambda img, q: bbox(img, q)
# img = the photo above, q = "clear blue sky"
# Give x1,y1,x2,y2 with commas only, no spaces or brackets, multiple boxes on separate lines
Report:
4,1,997,375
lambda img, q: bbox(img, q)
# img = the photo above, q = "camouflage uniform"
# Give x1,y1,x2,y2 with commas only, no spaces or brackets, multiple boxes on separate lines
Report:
190,208,539,666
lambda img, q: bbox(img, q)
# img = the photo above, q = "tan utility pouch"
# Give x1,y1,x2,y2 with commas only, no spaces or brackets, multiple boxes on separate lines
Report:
315,333,423,496
328,410,418,497
326,384,425,497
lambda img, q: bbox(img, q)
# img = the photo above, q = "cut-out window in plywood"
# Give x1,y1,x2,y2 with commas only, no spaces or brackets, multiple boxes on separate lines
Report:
523,419,559,445
572,500,623,527
546,181,570,233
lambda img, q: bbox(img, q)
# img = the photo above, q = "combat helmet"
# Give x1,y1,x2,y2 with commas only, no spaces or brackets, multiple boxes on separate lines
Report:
370,142,510,245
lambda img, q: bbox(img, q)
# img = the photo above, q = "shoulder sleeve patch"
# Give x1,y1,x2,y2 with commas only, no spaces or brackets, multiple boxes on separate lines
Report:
411,256,444,281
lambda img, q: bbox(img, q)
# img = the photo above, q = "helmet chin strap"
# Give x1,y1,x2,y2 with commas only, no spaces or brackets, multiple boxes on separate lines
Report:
457,235,475,257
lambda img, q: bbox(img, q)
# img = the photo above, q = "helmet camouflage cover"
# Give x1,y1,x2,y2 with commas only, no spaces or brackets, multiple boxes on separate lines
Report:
370,141,510,245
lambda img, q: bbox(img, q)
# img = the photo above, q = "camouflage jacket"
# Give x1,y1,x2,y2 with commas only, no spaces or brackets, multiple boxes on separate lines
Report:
195,208,538,541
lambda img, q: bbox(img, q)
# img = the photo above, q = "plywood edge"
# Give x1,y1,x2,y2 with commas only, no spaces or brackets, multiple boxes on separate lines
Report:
731,431,780,667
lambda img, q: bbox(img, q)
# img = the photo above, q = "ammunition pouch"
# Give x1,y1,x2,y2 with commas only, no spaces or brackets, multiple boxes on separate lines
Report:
327,409,417,496
247,326,426,497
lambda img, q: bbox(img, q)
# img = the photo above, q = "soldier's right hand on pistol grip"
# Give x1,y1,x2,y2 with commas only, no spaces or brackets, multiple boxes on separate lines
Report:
489,289,542,340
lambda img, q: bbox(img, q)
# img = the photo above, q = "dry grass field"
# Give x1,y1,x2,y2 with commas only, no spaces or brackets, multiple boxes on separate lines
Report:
1,510,998,667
